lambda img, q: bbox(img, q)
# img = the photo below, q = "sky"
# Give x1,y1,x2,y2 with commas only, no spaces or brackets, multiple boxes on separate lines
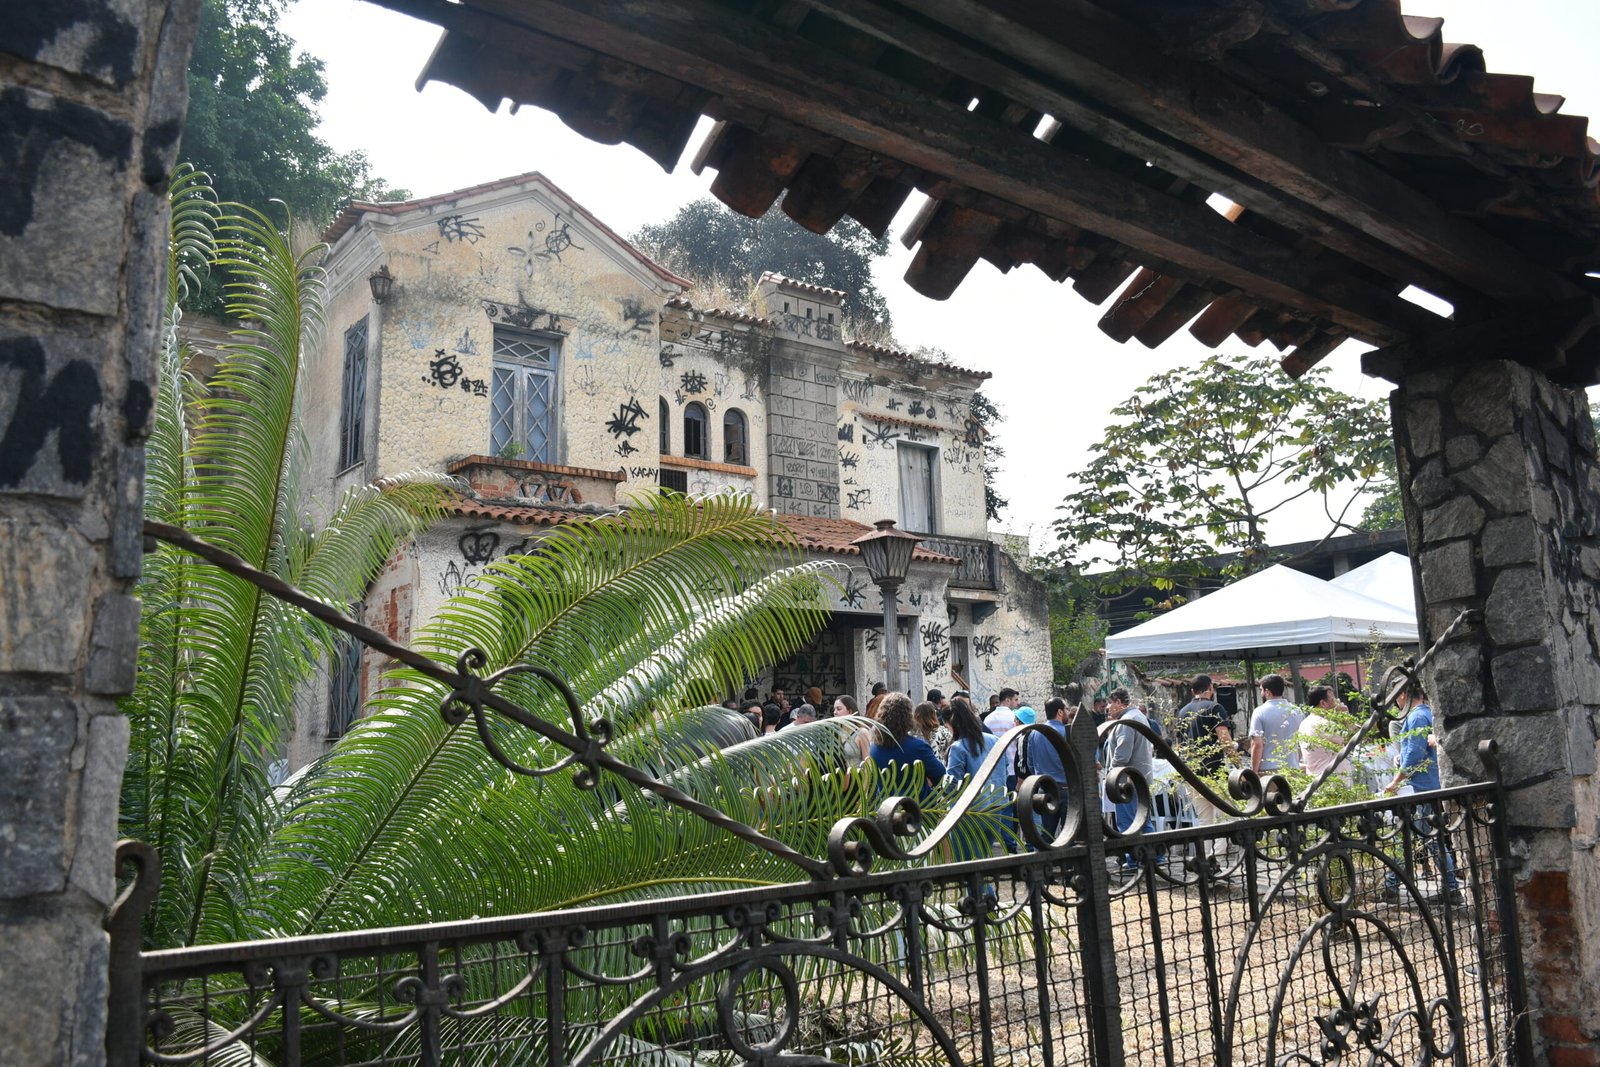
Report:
283,0,1600,553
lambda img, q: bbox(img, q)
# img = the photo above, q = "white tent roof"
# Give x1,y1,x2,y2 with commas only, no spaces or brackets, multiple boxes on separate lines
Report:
1328,552,1415,613
1104,563,1418,663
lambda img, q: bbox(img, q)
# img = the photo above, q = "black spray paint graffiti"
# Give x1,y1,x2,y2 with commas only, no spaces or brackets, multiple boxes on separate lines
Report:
425,349,462,389
617,297,655,333
908,399,926,417
973,634,1000,670
509,216,583,273
838,447,859,469
679,369,707,395
574,366,601,397
628,466,659,479
606,396,648,441
483,299,567,333
817,484,839,504
437,215,485,244
863,421,900,448
921,621,950,676
841,574,869,609
886,397,903,411
963,418,984,449
838,422,855,442
864,628,880,653
616,441,639,457
459,529,500,565
845,488,871,511
840,377,875,404
908,590,927,608
658,343,678,368
0,338,101,490
438,560,466,598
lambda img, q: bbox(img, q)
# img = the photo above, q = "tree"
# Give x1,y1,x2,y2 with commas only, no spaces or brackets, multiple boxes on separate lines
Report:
182,0,406,223
970,389,1008,521
633,197,893,331
1032,565,1109,685
1052,353,1394,604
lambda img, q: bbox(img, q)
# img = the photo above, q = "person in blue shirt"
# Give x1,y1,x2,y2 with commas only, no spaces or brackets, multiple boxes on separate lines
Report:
870,692,945,793
943,695,1014,858
1382,681,1460,903
1023,695,1073,841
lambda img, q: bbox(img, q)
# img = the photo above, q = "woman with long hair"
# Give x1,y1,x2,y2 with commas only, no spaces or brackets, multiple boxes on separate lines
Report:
943,696,1016,858
832,694,871,766
913,700,953,761
869,692,945,790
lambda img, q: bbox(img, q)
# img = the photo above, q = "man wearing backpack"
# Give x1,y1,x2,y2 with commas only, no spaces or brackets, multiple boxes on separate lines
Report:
1180,674,1237,876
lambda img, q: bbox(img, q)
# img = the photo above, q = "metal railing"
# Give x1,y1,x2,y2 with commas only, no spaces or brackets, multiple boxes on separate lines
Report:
109,526,1531,1066
919,534,1000,590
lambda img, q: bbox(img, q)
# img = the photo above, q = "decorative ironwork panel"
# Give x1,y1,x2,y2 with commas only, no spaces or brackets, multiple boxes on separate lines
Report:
920,535,998,590
112,531,1529,1067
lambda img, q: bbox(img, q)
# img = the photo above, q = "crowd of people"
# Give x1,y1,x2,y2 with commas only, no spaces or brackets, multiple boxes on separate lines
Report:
718,668,1453,898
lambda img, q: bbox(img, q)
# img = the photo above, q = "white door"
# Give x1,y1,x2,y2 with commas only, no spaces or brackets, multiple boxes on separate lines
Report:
898,444,935,533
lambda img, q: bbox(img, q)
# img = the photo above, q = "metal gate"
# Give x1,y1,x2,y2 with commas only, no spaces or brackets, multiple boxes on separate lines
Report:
108,527,1530,1066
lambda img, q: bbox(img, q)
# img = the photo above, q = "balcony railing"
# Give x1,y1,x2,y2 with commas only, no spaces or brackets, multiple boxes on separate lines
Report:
918,534,1000,589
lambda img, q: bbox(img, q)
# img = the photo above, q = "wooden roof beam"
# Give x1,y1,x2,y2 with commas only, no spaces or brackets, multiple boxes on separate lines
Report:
399,0,1442,344
851,0,1583,307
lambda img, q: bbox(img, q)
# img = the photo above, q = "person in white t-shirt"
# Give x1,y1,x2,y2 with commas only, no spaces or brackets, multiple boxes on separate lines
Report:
1249,673,1304,773
1296,685,1349,780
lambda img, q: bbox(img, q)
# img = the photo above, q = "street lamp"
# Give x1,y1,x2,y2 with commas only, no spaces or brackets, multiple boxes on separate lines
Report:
851,519,920,693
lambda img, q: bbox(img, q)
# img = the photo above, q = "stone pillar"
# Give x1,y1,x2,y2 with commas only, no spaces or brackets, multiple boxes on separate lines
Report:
1390,359,1600,1063
0,4,200,1064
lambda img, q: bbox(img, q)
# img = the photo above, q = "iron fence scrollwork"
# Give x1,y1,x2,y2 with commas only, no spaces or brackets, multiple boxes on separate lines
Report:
109,524,1530,1066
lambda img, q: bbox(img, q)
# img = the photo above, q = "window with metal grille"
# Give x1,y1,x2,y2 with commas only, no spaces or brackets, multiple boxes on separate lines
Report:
326,634,361,739
338,317,368,469
490,327,559,462
660,468,689,494
683,402,709,459
659,397,671,454
722,408,748,465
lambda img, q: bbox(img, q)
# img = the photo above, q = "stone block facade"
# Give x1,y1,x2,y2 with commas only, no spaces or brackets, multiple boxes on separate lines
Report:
0,2,200,1062
1392,359,1600,1059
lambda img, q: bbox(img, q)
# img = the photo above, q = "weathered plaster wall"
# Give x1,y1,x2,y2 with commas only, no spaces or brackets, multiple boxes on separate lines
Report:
0,3,200,1062
657,306,766,498
317,182,680,502
835,357,988,538
1392,359,1600,1060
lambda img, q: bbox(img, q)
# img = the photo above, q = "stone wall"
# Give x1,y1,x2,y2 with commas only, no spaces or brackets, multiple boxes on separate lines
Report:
765,348,842,518
0,3,200,1062
1391,359,1600,1061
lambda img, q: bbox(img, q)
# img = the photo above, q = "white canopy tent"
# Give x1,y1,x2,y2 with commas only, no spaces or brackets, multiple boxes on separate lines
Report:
1328,552,1415,613
1104,563,1418,664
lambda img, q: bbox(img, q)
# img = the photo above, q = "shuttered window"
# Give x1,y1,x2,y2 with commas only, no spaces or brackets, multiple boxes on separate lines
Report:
898,443,937,533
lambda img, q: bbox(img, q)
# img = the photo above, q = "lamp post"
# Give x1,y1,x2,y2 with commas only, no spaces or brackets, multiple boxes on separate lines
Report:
851,519,920,694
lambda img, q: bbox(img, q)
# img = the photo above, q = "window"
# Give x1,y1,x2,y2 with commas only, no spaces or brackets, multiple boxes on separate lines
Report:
659,397,671,454
897,443,937,533
660,468,689,494
683,401,709,459
338,317,368,469
326,633,361,739
490,327,559,462
722,408,748,465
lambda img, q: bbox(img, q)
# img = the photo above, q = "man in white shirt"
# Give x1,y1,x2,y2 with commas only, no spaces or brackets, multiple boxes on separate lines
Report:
985,687,1022,788
1249,673,1304,773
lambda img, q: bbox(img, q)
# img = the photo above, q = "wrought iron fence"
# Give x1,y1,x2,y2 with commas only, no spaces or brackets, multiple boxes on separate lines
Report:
110,525,1531,1066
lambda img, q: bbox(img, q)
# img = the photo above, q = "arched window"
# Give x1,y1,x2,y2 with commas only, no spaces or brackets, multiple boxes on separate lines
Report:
723,408,748,465
683,402,709,459
659,397,671,454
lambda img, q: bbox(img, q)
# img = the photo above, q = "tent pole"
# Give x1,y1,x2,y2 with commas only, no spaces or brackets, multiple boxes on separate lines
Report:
1288,659,1305,703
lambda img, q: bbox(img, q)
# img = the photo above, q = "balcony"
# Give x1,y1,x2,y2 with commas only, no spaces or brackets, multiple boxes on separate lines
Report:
918,533,1000,589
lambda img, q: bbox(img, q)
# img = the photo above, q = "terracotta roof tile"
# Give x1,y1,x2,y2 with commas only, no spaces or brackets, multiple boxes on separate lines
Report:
774,514,958,563
759,271,848,301
845,340,990,382
443,499,610,525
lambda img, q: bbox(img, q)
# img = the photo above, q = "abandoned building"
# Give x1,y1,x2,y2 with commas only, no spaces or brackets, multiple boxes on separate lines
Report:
5,2,1600,1064
289,172,1050,765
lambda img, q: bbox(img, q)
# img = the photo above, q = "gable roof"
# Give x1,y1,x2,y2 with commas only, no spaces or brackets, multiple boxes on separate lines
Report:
320,170,691,289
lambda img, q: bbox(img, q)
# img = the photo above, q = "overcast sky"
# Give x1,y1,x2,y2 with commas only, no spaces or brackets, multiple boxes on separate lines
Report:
283,0,1600,551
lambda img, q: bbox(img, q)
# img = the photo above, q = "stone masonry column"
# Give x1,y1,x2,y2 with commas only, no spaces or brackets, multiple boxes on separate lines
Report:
1390,359,1600,1064
0,4,199,1064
